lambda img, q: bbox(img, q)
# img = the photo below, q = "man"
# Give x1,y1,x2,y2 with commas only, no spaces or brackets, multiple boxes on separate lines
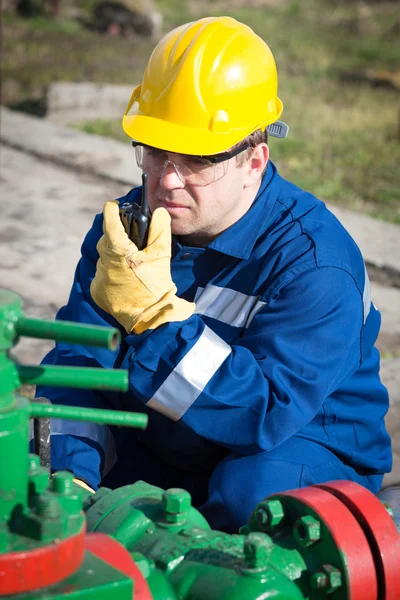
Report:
39,16,392,533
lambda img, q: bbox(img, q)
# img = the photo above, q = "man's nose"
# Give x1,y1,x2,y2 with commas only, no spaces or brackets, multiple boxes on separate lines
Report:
159,161,186,188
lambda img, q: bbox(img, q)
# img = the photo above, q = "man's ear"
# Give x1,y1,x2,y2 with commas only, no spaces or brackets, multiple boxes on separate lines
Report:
244,143,269,187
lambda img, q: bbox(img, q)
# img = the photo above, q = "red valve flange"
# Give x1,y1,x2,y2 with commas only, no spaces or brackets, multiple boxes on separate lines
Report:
316,480,400,600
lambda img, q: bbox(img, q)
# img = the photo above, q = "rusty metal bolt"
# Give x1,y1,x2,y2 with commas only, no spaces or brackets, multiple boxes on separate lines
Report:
293,515,321,547
243,532,273,570
254,499,285,530
162,488,191,523
310,564,342,593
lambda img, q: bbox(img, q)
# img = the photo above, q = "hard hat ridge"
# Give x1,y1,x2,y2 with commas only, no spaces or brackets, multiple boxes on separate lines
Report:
123,16,284,155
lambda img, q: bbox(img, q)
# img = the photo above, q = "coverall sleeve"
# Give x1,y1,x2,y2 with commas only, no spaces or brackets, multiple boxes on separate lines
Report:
124,266,365,454
35,214,128,489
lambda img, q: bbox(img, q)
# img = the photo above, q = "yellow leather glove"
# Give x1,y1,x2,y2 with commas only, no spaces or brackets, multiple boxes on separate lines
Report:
90,200,195,334
73,478,95,494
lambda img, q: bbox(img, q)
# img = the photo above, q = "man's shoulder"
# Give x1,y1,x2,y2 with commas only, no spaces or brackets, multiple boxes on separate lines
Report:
249,171,366,297
265,173,364,271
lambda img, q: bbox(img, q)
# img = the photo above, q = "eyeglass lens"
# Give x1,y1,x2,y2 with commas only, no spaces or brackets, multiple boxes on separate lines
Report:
134,146,228,186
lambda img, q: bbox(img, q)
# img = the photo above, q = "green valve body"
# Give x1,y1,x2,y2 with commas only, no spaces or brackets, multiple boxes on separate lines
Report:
83,482,305,600
0,394,30,524
0,288,149,596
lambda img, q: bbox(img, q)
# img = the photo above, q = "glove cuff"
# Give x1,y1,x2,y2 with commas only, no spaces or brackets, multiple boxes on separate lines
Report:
132,291,195,334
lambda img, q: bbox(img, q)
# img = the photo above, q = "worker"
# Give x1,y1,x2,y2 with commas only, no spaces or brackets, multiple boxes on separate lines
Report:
37,16,392,533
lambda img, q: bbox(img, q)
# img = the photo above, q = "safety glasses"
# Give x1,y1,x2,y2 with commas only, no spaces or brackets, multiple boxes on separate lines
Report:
132,141,250,187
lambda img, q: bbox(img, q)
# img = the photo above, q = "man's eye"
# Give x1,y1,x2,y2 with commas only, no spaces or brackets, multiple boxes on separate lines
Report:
148,149,166,160
188,158,212,167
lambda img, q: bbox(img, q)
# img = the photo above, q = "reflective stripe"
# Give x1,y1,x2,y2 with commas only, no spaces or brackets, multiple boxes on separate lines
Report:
147,325,231,421
194,285,267,328
48,420,116,476
363,265,371,324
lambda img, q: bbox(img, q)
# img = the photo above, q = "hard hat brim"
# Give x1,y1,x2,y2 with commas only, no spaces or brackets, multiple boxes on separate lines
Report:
122,97,283,155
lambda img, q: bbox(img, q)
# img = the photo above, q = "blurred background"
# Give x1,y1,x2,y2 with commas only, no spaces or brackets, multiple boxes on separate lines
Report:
2,0,400,223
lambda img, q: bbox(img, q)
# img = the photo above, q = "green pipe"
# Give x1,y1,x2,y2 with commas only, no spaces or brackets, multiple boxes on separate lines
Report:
15,316,121,350
30,403,148,429
17,364,128,391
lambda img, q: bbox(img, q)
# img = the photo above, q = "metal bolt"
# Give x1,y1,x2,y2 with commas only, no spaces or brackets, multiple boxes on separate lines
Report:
311,564,342,594
243,532,273,570
293,515,321,547
52,471,74,495
162,488,191,523
35,493,60,518
254,499,285,530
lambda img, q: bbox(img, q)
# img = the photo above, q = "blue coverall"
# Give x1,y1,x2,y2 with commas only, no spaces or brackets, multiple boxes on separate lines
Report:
38,161,392,532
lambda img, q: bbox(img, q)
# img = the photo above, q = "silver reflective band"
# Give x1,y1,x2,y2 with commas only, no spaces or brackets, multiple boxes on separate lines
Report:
147,325,231,421
194,285,267,328
267,121,289,139
363,264,371,324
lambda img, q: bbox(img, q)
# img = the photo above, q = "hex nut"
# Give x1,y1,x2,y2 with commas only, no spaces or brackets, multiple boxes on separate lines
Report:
254,499,285,529
311,564,342,593
293,515,321,547
162,488,191,522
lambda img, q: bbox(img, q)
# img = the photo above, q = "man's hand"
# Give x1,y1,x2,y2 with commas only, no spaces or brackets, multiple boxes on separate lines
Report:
90,200,195,334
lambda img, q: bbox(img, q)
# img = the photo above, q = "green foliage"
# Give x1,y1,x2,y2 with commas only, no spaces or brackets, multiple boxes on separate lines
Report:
74,118,127,141
3,0,400,224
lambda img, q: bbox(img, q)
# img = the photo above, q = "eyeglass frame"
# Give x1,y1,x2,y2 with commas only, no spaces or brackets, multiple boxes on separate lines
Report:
131,141,251,165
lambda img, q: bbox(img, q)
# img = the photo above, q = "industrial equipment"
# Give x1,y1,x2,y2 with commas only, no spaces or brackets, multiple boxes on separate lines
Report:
1,288,399,599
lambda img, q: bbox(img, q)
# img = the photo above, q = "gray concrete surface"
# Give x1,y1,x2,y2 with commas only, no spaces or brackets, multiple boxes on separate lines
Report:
47,82,134,126
1,106,142,186
1,106,399,484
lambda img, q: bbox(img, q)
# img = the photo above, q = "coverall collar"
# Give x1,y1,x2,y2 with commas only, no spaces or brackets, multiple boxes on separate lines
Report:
206,161,278,260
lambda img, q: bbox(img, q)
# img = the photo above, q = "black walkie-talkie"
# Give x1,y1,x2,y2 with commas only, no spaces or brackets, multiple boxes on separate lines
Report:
119,173,150,250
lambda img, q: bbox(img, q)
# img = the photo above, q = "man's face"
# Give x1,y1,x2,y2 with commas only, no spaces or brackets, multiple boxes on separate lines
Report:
145,145,268,247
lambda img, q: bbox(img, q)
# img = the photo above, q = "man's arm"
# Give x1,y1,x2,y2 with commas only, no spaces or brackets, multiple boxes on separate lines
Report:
122,266,365,454
36,213,128,489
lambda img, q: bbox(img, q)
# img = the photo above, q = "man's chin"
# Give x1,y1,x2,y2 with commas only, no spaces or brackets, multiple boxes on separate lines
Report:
171,222,195,237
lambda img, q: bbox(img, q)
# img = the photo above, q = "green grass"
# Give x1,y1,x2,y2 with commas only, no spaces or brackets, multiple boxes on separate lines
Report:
3,0,400,223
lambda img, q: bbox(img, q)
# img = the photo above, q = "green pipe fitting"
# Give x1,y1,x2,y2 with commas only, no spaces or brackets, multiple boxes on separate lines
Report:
0,289,121,352
29,403,148,429
16,316,121,350
18,364,129,392
0,289,22,351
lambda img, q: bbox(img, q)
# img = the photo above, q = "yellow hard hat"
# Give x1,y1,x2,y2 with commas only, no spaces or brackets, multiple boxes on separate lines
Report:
123,16,284,155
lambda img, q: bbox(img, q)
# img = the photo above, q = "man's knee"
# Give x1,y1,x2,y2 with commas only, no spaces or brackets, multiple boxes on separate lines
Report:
199,439,380,533
200,451,305,532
